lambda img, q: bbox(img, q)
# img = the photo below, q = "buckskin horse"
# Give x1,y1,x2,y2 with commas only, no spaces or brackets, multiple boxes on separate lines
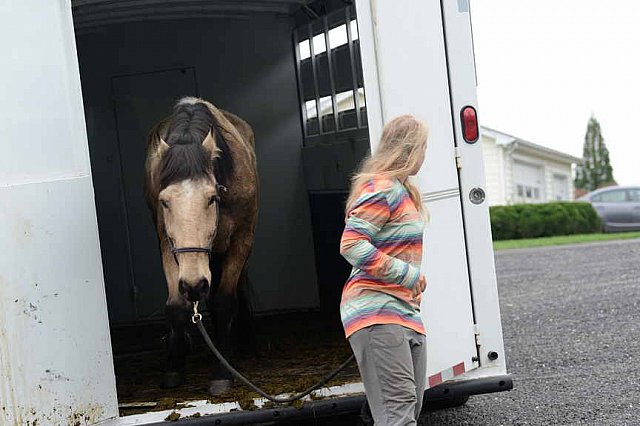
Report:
144,97,258,395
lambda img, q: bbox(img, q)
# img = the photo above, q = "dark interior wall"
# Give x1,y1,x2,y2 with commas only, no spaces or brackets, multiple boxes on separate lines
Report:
76,16,320,321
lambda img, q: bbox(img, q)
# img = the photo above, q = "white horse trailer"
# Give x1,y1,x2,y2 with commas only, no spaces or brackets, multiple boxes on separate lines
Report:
0,0,512,424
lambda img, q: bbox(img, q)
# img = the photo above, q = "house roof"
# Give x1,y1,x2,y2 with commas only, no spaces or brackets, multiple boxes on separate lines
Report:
481,126,582,164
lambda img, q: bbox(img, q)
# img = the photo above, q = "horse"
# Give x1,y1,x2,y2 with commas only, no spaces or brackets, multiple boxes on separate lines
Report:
144,97,258,395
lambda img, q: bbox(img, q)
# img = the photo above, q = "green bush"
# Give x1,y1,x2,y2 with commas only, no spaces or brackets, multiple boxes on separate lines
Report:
489,202,601,241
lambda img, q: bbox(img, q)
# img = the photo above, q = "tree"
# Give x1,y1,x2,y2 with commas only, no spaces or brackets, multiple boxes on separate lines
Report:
574,116,615,192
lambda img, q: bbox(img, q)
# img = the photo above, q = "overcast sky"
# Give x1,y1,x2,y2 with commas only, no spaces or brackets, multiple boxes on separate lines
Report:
470,0,639,185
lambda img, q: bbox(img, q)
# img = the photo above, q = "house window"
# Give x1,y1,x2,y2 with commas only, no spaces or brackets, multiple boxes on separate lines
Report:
516,184,542,201
525,187,532,198
513,161,544,203
553,174,569,201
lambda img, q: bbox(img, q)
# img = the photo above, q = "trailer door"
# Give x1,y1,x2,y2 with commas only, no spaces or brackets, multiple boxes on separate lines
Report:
356,0,479,386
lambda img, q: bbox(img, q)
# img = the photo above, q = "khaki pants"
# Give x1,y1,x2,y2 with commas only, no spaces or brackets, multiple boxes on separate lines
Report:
349,324,427,426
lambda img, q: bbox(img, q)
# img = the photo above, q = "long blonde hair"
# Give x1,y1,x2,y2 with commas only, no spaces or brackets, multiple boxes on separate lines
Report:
346,115,429,218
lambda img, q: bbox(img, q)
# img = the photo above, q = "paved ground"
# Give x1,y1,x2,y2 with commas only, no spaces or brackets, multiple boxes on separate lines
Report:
291,239,640,426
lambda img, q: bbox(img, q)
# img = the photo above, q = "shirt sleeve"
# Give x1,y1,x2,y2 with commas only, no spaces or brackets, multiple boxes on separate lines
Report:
339,181,421,289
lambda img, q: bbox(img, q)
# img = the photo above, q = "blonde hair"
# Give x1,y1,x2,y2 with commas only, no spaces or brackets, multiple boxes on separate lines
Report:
346,115,429,218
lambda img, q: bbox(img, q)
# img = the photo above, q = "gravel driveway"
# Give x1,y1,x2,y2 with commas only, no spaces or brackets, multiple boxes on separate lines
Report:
421,239,640,426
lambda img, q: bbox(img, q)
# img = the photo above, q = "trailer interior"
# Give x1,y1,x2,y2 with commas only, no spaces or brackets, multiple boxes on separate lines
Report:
73,0,371,418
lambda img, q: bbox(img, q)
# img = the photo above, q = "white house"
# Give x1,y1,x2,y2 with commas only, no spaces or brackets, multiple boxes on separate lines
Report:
481,127,581,206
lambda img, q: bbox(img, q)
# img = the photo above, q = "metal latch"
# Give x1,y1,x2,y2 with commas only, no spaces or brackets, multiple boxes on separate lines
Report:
472,323,481,364
455,147,462,169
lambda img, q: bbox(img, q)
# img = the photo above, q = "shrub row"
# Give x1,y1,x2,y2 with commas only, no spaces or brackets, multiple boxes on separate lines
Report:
489,202,601,241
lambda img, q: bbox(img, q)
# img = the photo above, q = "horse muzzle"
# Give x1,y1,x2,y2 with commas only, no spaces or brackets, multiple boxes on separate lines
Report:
179,278,210,302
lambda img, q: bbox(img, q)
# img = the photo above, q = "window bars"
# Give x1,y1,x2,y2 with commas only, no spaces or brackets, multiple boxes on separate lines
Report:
294,6,368,142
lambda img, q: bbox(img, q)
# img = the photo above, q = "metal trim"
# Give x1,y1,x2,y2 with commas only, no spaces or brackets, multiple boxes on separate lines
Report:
323,15,340,132
424,374,513,400
138,375,513,424
308,23,323,134
142,395,366,425
421,187,461,203
345,7,362,128
293,30,308,140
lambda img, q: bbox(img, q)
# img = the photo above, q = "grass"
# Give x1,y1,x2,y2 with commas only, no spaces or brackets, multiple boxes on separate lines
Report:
493,231,640,251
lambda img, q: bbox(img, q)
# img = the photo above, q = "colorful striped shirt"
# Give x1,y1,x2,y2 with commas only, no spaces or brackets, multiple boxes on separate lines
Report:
340,177,426,338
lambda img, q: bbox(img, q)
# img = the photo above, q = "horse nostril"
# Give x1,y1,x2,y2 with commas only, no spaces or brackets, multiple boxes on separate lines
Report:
179,280,189,296
195,278,209,295
179,279,209,301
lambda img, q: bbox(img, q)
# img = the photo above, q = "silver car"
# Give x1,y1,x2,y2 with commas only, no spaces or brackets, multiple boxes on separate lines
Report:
578,186,640,232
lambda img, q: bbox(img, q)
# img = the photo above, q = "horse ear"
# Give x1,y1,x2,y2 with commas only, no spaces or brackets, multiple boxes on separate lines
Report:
157,137,170,156
202,130,217,156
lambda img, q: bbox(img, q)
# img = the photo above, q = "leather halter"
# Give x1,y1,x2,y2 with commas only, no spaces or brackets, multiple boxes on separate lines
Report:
169,236,213,266
171,246,212,256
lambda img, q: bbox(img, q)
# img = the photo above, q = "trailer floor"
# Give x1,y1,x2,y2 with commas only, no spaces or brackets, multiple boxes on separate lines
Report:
111,312,361,416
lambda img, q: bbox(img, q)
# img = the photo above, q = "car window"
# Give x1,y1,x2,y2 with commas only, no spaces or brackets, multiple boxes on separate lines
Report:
594,189,626,203
628,189,640,202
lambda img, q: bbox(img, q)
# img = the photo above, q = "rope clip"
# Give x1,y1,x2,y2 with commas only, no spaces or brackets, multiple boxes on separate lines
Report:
192,301,203,324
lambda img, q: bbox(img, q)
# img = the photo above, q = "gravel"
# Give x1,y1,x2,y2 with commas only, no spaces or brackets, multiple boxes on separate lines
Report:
420,239,640,426
291,239,640,426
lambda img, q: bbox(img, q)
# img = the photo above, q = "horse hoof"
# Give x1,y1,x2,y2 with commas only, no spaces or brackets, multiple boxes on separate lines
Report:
161,372,185,389
208,379,232,396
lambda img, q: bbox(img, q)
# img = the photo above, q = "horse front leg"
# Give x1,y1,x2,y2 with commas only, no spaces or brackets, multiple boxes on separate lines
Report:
162,303,191,388
207,238,252,396
160,243,192,389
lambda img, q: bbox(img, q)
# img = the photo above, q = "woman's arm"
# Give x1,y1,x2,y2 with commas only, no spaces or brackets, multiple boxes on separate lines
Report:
340,182,420,289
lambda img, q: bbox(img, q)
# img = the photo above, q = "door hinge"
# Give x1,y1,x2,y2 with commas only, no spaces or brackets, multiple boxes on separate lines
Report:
455,147,462,169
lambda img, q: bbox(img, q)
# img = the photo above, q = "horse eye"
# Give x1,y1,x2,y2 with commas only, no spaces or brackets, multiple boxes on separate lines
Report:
208,195,220,206
160,200,169,209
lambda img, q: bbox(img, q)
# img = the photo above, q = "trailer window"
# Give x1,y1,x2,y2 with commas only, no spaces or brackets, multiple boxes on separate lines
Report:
299,39,311,60
298,20,359,60
294,7,367,141
328,25,347,49
312,33,327,55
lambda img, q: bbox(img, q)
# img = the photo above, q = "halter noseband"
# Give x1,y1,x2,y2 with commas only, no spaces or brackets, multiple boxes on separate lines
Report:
169,238,213,265
171,246,212,255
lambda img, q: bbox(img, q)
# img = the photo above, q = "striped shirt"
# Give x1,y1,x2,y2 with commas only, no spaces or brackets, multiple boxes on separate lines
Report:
340,177,426,338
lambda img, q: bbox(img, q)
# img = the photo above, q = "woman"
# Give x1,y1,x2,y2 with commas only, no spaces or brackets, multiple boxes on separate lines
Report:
340,115,429,426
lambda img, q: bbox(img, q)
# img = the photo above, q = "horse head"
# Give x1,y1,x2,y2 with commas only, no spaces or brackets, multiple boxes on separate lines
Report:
154,103,231,303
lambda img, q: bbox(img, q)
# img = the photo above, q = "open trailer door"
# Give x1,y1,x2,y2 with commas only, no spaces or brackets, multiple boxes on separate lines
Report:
355,0,480,386
0,1,118,424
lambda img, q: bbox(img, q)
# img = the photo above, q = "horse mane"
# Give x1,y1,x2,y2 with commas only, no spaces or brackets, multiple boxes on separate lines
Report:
159,100,234,191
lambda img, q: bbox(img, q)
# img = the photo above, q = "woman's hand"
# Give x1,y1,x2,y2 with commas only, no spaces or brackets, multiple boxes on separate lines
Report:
412,274,427,298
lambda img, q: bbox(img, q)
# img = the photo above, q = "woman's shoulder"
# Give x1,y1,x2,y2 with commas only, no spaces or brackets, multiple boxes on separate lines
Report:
352,176,403,207
365,176,399,194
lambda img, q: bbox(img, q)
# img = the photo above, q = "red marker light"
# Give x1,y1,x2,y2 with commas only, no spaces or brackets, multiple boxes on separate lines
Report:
461,106,479,143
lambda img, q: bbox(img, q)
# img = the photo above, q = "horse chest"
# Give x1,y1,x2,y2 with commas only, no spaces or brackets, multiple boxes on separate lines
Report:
212,216,234,253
